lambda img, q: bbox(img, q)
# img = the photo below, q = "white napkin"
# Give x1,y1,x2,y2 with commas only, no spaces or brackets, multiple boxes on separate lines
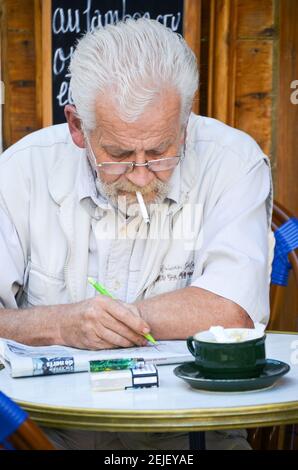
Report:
209,323,265,343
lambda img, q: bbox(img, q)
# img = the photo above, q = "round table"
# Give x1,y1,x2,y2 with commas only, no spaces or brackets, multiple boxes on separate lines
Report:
1,332,298,432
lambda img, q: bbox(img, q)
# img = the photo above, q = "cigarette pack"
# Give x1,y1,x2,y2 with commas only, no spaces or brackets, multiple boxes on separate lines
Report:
90,362,159,391
89,357,145,372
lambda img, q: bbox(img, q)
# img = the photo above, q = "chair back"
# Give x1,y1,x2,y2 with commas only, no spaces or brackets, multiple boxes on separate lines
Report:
269,201,298,330
0,391,55,450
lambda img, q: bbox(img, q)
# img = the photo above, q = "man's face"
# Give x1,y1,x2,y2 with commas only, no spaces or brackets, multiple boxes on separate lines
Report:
86,89,184,205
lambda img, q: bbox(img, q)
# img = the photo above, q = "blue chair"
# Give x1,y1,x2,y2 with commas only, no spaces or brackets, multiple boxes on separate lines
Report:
0,391,55,450
269,203,298,330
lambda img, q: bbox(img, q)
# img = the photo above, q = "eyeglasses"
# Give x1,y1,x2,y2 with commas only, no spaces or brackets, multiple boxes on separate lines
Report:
85,132,184,175
95,156,181,175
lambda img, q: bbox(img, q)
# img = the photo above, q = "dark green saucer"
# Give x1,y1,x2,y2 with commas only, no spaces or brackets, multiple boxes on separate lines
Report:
174,359,290,392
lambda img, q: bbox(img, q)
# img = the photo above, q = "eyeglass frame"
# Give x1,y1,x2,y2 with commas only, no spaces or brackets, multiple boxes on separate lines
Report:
84,131,186,175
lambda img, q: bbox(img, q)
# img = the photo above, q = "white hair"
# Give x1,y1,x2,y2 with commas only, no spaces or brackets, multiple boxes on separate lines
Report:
69,18,199,131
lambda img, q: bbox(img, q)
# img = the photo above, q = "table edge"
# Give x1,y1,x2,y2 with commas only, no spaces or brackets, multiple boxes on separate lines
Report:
18,399,298,432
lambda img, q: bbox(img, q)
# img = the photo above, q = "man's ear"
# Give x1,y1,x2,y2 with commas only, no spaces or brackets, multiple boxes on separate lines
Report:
64,105,85,148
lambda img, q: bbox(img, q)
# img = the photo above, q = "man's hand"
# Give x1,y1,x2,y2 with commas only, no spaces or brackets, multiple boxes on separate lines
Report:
58,296,150,350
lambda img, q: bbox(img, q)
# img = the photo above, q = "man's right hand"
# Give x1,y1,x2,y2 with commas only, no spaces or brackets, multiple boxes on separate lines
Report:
59,296,151,350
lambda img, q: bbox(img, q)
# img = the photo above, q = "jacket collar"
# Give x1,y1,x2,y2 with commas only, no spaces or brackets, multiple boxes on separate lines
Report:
48,135,83,206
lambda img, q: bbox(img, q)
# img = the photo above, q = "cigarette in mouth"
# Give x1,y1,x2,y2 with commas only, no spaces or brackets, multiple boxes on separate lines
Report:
136,191,150,224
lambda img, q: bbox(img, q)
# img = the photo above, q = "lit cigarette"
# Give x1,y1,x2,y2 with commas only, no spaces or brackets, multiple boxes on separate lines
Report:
136,191,150,224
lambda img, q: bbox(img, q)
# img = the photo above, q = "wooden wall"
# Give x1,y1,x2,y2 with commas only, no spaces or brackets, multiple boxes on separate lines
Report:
276,0,298,220
205,0,275,170
0,0,38,146
200,0,298,219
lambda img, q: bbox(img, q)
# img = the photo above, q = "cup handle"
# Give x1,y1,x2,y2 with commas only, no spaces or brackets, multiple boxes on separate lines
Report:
187,336,196,357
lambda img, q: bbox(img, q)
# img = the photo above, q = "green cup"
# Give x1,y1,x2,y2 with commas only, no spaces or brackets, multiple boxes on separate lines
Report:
187,329,266,379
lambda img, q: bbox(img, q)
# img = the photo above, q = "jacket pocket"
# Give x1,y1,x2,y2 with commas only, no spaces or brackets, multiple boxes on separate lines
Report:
22,264,67,307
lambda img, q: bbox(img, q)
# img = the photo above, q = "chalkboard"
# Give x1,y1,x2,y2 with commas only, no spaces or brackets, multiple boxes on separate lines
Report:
51,0,184,124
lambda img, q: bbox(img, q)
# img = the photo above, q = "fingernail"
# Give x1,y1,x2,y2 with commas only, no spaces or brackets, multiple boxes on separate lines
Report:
143,328,150,334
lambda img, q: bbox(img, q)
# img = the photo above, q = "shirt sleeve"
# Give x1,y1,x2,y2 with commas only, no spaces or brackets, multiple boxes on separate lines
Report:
0,206,25,308
191,159,272,325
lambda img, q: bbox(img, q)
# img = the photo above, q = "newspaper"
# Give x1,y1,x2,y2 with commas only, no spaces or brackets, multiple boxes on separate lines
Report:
0,338,192,378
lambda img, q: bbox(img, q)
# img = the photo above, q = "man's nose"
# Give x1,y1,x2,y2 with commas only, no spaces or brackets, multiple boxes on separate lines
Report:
126,164,155,187
125,154,155,187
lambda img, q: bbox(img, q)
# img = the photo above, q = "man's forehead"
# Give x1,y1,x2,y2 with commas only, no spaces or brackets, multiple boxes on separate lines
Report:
96,112,180,137
94,89,182,140
100,137,177,152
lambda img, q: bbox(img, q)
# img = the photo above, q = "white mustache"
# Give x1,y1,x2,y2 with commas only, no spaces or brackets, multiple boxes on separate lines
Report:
98,177,170,208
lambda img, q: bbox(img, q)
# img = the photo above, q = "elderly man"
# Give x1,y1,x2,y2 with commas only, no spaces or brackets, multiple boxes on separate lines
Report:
0,19,271,449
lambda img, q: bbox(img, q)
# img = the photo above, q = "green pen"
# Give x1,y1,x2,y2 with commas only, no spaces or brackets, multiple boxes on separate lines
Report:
87,277,158,346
